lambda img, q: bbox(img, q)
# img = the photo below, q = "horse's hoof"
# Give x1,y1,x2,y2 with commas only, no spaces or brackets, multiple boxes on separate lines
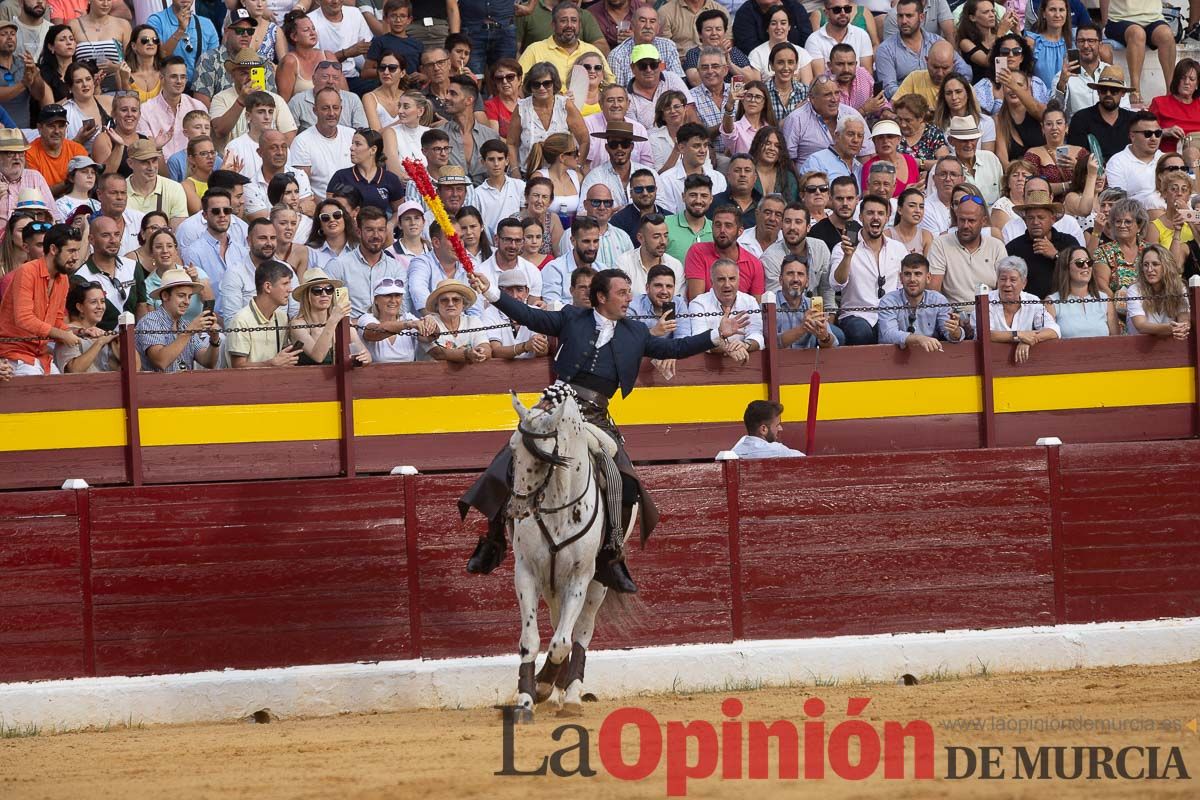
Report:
514,706,534,725
582,693,599,702
534,682,556,704
557,702,583,718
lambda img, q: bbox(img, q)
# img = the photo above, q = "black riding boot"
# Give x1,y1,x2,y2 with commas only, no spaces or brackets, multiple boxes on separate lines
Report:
466,515,507,574
593,505,638,594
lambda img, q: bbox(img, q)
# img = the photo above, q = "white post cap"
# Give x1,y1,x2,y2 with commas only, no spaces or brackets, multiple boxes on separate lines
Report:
715,450,740,461
1035,437,1063,447
390,466,420,476
61,478,89,490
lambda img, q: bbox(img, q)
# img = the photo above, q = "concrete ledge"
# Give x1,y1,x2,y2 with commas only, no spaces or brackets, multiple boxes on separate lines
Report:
3,617,1198,731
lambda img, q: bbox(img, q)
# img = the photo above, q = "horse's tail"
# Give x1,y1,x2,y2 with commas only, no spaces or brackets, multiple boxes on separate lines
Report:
596,590,649,638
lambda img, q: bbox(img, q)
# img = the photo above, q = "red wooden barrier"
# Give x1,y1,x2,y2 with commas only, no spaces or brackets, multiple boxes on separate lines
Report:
1,441,1199,683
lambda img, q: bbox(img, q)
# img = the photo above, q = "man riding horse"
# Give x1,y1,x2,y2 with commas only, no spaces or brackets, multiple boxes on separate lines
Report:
460,267,750,594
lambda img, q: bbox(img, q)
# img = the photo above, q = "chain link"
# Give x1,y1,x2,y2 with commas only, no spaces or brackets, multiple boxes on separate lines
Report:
0,294,1188,345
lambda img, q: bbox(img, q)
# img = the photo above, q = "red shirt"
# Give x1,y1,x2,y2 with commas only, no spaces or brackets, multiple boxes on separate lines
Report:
683,242,765,296
1149,93,1200,153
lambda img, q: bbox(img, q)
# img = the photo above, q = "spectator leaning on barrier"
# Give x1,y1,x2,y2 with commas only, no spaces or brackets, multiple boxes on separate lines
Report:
730,399,805,458
483,270,551,361
1043,246,1119,339
359,274,437,364
1125,244,1190,340
54,280,120,374
135,266,222,372
420,277,492,363
626,263,691,340
761,203,833,306
0,224,85,376
988,255,1060,365
687,257,764,363
775,254,842,349
288,267,371,366
877,252,968,351
227,259,302,369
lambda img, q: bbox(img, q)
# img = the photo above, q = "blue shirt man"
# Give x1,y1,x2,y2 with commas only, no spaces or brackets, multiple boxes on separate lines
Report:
541,221,607,307
876,253,969,349
149,1,220,84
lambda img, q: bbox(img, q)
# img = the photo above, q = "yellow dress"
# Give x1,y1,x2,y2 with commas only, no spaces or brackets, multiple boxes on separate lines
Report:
132,78,161,103
1152,217,1196,249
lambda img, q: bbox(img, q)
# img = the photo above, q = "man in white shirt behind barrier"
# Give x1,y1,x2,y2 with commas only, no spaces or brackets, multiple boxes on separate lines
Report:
730,400,806,459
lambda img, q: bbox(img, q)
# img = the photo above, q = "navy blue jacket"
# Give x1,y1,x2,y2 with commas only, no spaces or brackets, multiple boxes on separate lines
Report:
494,292,716,398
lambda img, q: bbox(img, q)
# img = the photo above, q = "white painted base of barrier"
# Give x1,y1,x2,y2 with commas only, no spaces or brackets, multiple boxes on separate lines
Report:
3,617,1199,732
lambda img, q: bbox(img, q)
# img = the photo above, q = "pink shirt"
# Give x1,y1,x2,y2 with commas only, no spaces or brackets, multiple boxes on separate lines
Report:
683,242,765,297
719,117,764,157
0,170,61,234
136,93,208,159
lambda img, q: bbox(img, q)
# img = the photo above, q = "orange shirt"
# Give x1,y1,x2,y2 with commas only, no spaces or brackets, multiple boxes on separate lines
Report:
0,258,69,371
24,139,87,189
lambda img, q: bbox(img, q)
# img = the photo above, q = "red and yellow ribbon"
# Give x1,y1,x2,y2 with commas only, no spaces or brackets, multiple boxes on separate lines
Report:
402,158,475,274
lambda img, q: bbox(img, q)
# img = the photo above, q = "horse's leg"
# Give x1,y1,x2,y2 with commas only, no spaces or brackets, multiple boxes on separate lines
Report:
534,591,563,705
557,579,607,717
538,568,589,704
514,549,540,723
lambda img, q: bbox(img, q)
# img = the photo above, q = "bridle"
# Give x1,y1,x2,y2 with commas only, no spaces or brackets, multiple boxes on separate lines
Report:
511,400,601,593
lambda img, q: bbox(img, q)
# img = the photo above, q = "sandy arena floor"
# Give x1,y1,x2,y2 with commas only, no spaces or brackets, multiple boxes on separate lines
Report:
2,661,1199,799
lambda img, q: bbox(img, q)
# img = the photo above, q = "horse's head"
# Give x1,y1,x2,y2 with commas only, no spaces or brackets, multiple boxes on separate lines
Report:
510,384,583,469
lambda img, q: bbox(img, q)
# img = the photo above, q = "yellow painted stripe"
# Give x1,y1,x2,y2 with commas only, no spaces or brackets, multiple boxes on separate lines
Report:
994,367,1195,414
0,409,127,452
139,402,342,446
355,384,767,436
780,375,983,420
355,392,544,436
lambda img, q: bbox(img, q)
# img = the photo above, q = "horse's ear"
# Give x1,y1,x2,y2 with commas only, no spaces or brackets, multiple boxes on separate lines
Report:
511,390,528,422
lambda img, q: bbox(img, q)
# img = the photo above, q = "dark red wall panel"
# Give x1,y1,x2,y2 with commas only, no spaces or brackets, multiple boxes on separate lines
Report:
86,478,411,676
736,451,1056,640
0,491,86,681
1056,441,1200,624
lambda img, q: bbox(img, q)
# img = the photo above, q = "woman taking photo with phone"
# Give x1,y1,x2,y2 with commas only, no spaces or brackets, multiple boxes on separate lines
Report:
69,0,130,94
288,269,371,366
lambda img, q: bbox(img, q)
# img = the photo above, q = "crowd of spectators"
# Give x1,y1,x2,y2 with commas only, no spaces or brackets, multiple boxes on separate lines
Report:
0,0,1197,379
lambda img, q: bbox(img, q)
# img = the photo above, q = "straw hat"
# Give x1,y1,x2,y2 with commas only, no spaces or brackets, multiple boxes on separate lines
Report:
150,267,205,300
0,128,29,152
946,116,983,141
14,189,51,213
224,47,265,70
1087,66,1130,92
291,267,345,301
1013,188,1063,216
436,165,470,186
425,278,477,314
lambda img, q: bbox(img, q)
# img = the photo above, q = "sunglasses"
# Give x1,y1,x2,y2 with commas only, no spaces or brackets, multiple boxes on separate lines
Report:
955,194,985,206
1163,164,1189,173
804,184,830,193
631,185,655,194
829,4,852,12
316,60,342,71
1071,257,1092,268
139,36,159,45
1134,129,1164,138
319,210,345,222
588,199,614,208
606,140,634,149
26,221,52,233
1097,86,1124,95
581,63,604,73
379,63,401,72
309,285,336,296
876,275,886,300
531,78,554,89
231,27,254,35
635,60,660,70
496,73,518,82
207,206,233,216
375,278,404,291
563,149,580,157
998,47,1022,56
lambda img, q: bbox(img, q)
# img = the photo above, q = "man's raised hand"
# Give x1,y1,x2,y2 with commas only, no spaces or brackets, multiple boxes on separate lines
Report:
717,309,750,339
